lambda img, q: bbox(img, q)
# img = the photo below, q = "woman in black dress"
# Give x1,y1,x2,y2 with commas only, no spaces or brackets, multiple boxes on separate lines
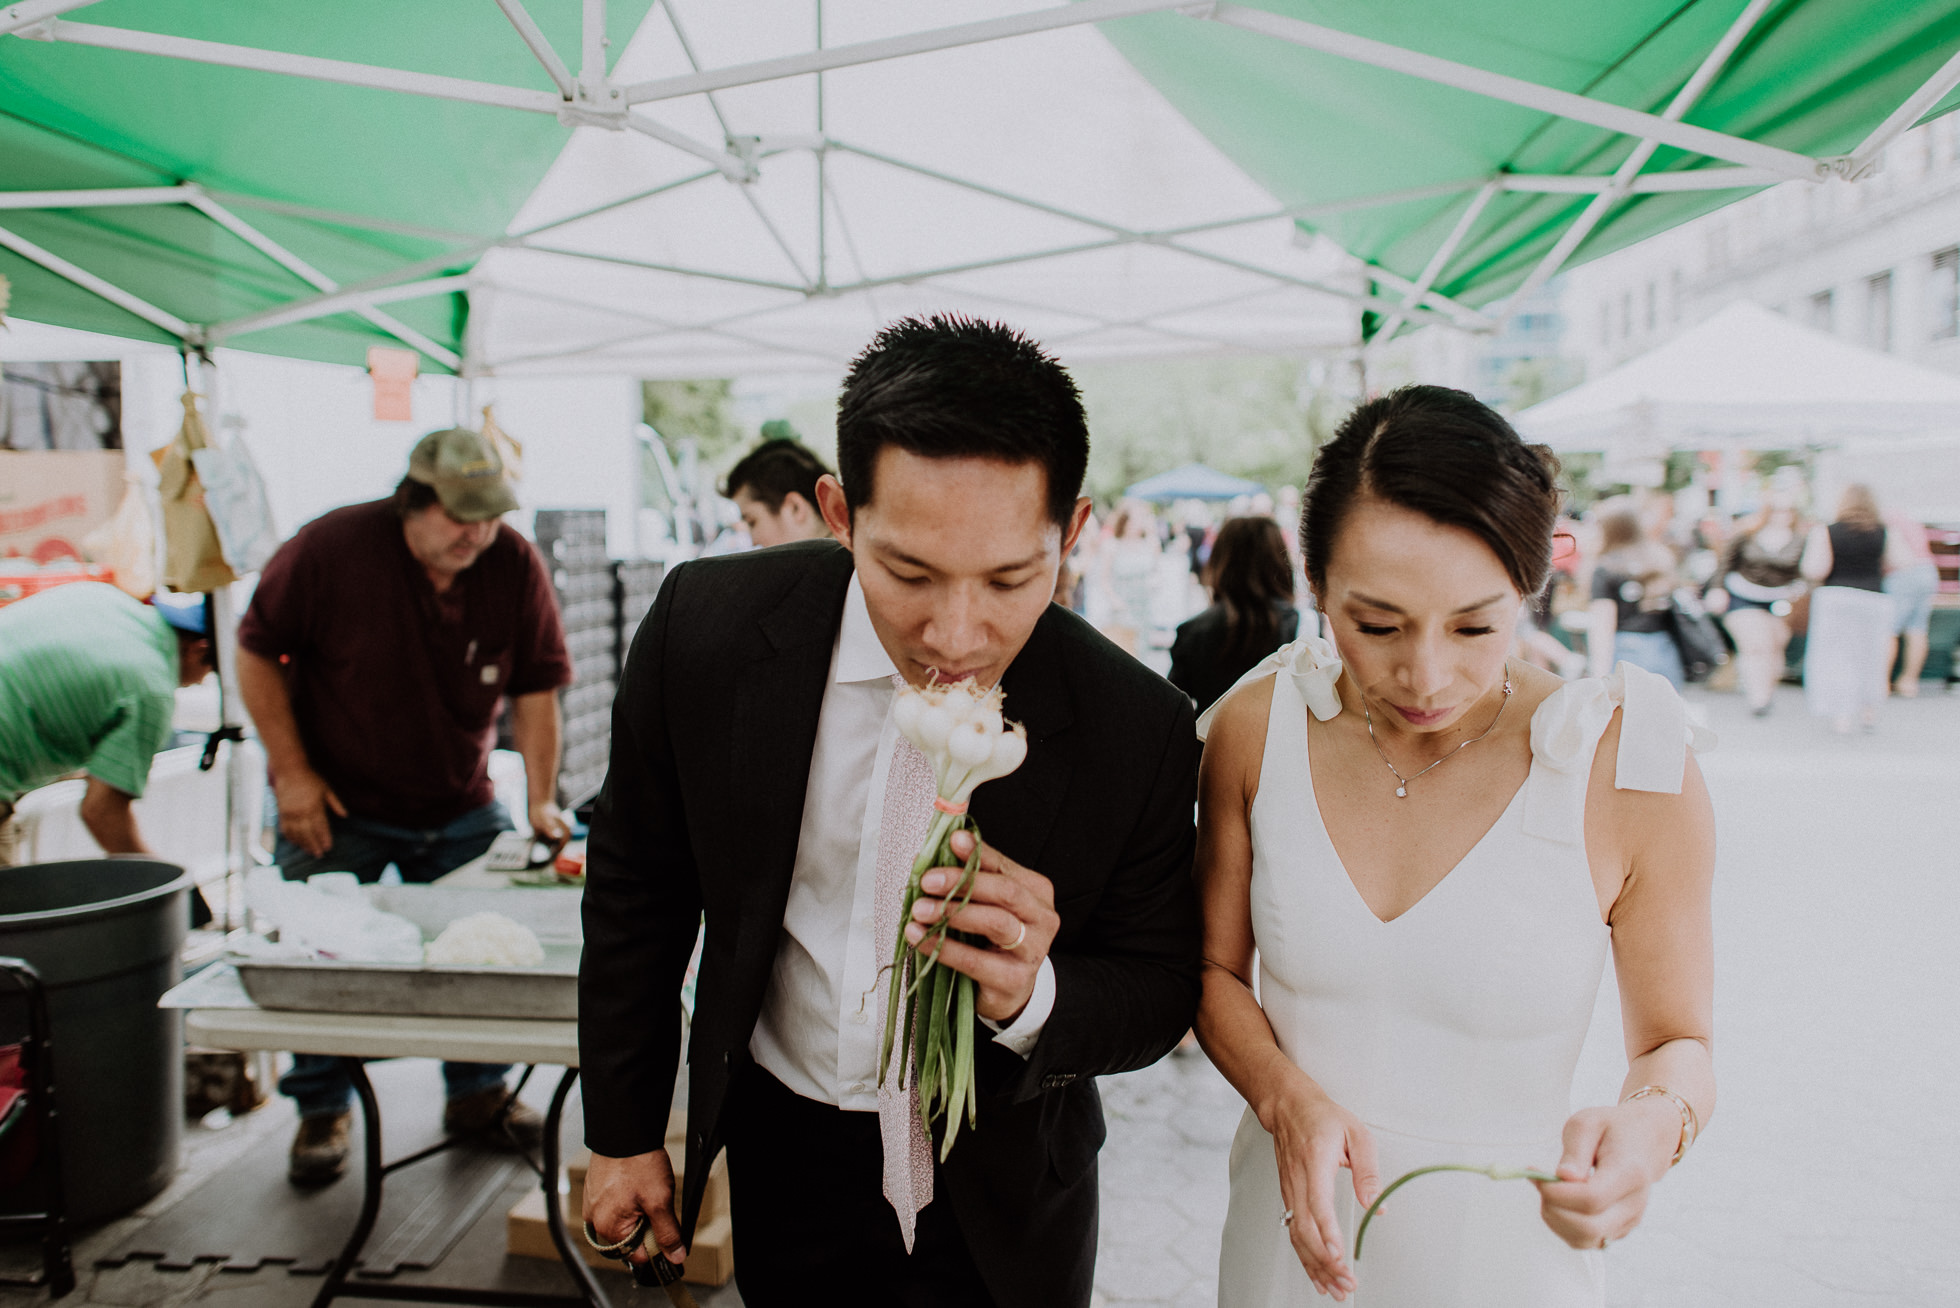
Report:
1169,516,1300,714
1800,484,1908,733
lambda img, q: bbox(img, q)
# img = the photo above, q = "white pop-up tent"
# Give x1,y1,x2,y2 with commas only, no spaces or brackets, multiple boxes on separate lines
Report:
1514,301,1960,454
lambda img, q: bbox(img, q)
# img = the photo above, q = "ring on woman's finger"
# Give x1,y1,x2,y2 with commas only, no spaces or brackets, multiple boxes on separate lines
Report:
1280,1207,1294,1227
1597,1236,1611,1251
1005,918,1027,951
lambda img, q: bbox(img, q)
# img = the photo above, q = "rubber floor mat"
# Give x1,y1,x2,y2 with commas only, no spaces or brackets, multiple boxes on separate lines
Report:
98,1060,529,1277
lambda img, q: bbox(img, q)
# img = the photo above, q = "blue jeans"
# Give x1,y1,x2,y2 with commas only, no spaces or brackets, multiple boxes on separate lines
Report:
274,800,514,1119
1615,629,1685,688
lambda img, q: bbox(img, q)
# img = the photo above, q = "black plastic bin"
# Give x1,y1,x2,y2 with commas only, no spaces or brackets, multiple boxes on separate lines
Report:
0,859,188,1224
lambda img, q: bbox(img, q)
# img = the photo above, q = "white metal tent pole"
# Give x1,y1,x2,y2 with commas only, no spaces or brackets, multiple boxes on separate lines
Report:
623,0,1193,103
494,0,575,99
0,0,97,37
582,0,607,84
0,185,189,208
1502,0,1778,313
815,0,827,291
28,20,564,113
1842,45,1960,178
0,220,193,337
1369,177,1500,349
1499,167,1786,193
519,243,808,292
207,273,471,341
1204,2,1822,180
191,350,251,933
185,188,461,367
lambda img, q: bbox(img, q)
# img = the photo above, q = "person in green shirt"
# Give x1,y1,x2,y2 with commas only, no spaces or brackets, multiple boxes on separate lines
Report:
0,582,214,865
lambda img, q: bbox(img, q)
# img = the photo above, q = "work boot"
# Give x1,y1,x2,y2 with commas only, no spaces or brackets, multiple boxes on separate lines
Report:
442,1086,544,1152
288,1110,353,1187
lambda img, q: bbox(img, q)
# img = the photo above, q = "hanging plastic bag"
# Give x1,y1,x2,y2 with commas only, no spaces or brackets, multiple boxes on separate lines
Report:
480,404,524,484
192,431,280,575
153,391,237,593
80,472,159,599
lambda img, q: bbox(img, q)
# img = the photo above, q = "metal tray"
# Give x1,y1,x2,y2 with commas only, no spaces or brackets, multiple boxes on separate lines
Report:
234,884,582,1020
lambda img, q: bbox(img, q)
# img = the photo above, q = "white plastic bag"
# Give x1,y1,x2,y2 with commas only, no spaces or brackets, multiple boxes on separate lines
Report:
81,472,158,599
191,433,280,576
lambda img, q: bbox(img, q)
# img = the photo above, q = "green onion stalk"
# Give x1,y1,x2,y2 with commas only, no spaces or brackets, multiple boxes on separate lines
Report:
1354,1163,1560,1259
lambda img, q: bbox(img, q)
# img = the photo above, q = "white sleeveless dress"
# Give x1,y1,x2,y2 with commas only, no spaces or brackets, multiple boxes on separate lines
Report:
1204,637,1712,1308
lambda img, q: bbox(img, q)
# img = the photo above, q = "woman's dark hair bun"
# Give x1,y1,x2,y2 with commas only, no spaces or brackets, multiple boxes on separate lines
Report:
1299,384,1562,599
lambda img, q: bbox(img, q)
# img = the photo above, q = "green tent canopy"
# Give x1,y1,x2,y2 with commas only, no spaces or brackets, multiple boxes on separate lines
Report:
4,0,1959,373
0,0,649,372
1101,0,1960,337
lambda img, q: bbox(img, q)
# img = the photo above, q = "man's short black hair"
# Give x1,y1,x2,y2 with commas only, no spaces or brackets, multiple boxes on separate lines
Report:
835,316,1089,527
722,438,832,513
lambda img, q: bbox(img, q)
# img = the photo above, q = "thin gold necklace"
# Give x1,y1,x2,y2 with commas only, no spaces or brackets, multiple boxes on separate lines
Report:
1362,666,1514,798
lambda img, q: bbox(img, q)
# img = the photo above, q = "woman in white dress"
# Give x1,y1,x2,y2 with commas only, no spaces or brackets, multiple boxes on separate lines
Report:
1198,386,1716,1305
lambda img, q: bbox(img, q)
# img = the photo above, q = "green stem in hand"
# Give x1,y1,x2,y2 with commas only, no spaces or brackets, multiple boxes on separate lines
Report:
1353,1163,1560,1260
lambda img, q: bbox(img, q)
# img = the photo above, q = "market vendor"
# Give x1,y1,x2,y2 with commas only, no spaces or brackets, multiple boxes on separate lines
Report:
236,426,572,1188
0,583,213,865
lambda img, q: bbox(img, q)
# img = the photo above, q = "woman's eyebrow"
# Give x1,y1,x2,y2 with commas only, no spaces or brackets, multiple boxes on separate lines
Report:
1347,592,1509,615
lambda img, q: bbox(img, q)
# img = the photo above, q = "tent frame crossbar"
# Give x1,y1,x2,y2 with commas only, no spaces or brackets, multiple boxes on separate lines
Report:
1502,0,1777,313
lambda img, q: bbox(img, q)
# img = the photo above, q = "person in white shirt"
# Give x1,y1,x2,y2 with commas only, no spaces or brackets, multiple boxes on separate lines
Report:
579,316,1203,1308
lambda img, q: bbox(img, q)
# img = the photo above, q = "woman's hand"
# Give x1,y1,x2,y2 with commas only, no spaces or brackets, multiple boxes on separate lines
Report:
1262,1071,1379,1300
1534,1098,1682,1249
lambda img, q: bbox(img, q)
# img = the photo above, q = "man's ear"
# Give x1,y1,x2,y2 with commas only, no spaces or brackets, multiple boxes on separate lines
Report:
1060,496,1093,557
815,474,854,547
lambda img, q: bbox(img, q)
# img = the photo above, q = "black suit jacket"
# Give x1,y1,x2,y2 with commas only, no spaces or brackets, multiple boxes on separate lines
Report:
579,541,1201,1308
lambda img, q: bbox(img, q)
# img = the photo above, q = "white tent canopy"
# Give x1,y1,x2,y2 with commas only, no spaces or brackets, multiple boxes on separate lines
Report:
469,0,1372,378
1515,301,1960,453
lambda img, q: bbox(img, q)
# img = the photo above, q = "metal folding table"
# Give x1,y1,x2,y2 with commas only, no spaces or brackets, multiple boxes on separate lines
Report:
180,995,609,1308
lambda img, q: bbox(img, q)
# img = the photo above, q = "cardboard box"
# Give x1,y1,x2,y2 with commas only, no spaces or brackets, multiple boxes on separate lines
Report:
507,1144,732,1287
0,450,125,564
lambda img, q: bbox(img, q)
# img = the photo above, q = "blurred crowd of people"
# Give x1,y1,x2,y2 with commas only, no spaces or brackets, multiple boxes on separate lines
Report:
706,433,1947,733
1549,474,1943,733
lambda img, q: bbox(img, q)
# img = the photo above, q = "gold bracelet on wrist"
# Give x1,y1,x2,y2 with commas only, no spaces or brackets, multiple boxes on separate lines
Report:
1622,1085,1698,1166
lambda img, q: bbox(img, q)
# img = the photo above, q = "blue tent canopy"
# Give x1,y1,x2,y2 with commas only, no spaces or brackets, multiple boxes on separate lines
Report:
1125,462,1264,502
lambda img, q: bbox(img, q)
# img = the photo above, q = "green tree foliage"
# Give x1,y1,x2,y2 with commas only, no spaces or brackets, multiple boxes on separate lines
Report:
1071,356,1346,504
641,379,742,462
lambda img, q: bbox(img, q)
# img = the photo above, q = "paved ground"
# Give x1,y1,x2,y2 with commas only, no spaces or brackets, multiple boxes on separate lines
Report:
7,681,1955,1306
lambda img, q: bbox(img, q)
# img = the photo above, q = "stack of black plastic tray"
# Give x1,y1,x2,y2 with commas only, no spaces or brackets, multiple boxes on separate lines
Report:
532,512,669,814
535,509,617,810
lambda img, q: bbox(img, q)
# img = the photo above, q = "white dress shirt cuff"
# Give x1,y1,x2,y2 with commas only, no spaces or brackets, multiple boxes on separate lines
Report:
979,955,1056,1058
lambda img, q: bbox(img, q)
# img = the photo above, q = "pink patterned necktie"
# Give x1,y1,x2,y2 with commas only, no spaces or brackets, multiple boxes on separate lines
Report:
875,673,940,1253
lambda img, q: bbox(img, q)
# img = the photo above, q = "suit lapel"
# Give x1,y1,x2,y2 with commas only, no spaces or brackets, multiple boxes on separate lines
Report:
970,608,1073,880
729,546,856,929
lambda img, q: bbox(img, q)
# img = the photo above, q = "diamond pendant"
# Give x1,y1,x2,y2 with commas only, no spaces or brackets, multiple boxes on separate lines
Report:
1395,785,1408,798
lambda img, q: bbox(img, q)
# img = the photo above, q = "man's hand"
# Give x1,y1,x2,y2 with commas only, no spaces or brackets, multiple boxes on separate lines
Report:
583,1149,687,1267
904,829,1059,1024
274,766,346,858
529,799,571,847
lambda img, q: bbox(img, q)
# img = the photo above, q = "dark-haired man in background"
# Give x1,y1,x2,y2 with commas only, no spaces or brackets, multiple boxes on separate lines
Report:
237,427,571,1185
580,317,1201,1308
723,434,834,548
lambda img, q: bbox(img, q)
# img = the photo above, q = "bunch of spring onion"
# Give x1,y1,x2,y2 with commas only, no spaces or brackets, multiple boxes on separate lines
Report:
878,677,1028,1159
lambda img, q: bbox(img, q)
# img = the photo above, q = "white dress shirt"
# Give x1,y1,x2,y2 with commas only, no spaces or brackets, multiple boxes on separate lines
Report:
749,575,1057,1111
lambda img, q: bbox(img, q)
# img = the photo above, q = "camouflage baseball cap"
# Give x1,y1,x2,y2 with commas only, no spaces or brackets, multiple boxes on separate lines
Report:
406,427,520,522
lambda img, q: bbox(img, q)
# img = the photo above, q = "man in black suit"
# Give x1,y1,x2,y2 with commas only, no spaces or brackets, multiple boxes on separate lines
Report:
579,317,1200,1308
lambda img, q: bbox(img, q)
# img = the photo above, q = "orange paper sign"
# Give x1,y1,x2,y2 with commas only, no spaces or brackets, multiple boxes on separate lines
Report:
367,346,419,422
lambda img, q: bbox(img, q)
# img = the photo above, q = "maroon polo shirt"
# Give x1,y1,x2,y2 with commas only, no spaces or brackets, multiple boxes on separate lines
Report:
239,499,572,830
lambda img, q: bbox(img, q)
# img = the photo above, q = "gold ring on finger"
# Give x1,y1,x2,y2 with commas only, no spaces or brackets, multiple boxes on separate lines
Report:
1006,919,1027,951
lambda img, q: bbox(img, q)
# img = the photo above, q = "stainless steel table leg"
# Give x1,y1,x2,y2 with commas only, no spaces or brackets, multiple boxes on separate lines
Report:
540,1068,612,1308
309,1057,386,1308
